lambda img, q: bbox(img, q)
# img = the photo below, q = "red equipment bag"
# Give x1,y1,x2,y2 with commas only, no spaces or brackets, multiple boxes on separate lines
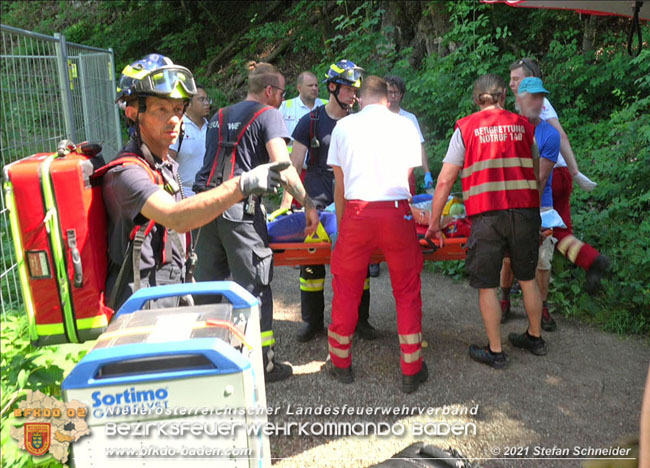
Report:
4,141,114,345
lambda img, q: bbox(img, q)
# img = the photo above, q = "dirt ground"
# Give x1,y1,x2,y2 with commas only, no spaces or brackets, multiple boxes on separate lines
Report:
264,263,649,468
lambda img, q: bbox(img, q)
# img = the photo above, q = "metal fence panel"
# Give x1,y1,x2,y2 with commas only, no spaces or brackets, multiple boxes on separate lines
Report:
1,24,121,316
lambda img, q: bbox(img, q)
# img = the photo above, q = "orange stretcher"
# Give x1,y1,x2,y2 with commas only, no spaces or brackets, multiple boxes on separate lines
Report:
270,237,468,267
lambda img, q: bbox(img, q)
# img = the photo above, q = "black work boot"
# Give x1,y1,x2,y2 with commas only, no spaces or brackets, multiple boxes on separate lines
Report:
324,360,354,384
296,322,324,342
263,348,293,383
585,254,610,295
402,361,429,394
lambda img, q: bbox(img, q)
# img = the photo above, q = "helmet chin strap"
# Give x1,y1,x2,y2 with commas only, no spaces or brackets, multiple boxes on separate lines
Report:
332,83,352,113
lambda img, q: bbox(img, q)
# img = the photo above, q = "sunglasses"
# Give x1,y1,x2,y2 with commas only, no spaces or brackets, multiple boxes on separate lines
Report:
517,59,537,77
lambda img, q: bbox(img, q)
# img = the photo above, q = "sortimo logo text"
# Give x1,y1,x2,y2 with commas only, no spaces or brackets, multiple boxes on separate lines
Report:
92,388,169,407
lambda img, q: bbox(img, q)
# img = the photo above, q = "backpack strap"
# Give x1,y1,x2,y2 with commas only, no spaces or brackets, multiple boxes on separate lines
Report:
204,104,273,190
308,108,321,167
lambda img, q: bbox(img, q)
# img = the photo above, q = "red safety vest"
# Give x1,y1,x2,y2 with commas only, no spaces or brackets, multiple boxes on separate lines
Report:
456,108,538,216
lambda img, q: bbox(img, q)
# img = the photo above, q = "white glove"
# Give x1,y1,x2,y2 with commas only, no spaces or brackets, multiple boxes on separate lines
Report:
573,172,597,192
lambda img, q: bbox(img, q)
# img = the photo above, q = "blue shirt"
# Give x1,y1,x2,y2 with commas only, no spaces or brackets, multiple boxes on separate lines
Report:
535,119,560,208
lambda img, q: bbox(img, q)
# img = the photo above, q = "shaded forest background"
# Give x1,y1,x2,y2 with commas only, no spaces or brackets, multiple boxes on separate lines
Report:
2,0,649,335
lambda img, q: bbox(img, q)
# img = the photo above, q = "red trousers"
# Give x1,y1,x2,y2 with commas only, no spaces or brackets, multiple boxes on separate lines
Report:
552,167,600,271
329,200,424,375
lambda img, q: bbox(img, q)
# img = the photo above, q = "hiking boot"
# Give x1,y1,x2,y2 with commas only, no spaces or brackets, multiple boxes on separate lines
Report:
325,360,354,384
541,306,557,332
508,330,547,356
264,360,293,383
296,323,324,342
469,344,508,369
500,299,512,323
402,361,429,394
585,254,610,295
355,320,378,340
369,263,380,277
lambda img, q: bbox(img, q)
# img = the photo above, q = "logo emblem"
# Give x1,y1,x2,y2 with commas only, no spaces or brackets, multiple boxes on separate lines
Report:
24,423,51,456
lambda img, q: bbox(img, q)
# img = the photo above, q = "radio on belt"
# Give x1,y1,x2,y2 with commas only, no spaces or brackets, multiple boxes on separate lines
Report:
62,281,270,468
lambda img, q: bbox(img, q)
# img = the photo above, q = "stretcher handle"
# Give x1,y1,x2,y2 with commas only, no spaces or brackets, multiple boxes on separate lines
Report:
418,235,439,254
116,281,259,317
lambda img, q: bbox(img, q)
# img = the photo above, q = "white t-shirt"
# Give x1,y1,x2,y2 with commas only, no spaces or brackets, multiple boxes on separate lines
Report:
327,104,421,201
398,108,425,143
279,96,327,139
540,97,567,168
169,115,208,196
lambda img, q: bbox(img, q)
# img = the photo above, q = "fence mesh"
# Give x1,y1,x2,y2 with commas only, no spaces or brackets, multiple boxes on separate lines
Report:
1,24,121,316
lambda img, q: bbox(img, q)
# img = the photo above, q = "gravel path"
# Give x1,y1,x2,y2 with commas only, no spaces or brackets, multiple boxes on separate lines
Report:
265,263,649,467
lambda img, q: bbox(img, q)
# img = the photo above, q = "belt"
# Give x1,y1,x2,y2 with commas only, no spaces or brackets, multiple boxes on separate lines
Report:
346,199,409,209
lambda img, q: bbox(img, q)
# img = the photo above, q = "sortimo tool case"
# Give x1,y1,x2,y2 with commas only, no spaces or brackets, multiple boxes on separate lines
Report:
4,142,113,345
62,282,270,468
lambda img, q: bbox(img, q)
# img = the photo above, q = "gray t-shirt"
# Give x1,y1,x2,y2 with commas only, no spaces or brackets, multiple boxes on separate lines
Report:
103,140,185,272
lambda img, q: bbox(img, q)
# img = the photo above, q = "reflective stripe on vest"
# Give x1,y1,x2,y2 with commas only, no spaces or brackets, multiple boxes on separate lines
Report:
456,109,538,216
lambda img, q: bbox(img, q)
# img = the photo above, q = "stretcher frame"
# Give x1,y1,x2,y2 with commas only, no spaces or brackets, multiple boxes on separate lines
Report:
270,237,468,267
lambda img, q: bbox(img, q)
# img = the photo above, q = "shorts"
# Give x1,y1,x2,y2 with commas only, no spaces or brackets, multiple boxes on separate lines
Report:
466,208,541,289
537,235,557,271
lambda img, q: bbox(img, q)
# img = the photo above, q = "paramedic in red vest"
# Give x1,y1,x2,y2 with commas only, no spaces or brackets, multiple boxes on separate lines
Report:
508,58,609,294
193,62,319,383
426,73,547,369
327,76,427,394
105,54,287,310
279,60,377,343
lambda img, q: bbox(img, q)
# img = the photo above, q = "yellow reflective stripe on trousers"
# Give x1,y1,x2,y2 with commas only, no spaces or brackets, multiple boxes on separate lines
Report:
328,329,352,345
462,179,538,199
328,344,350,359
363,278,370,290
300,277,325,292
401,348,422,363
461,157,533,179
399,332,422,345
261,330,275,347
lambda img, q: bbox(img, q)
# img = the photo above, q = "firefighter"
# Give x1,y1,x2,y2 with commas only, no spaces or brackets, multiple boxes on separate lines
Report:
105,54,287,310
193,62,319,383
279,60,377,343
426,73,547,369
326,76,427,394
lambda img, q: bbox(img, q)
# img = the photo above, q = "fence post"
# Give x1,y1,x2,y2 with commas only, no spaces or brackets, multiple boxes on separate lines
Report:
54,32,77,142
109,47,123,153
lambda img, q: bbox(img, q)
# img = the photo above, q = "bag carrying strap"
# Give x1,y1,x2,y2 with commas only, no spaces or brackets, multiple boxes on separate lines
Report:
308,108,321,167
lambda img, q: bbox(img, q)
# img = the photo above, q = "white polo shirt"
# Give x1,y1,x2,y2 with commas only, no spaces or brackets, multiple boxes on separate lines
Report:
279,95,327,138
169,115,208,196
398,108,425,143
539,97,567,168
327,104,421,201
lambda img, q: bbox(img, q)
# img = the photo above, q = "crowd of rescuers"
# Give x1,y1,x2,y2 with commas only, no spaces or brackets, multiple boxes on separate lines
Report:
109,53,607,391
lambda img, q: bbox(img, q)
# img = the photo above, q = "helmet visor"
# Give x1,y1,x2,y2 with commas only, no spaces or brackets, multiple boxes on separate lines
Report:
135,66,197,98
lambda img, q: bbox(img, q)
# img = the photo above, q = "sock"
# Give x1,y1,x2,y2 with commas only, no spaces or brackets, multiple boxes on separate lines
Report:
500,287,511,301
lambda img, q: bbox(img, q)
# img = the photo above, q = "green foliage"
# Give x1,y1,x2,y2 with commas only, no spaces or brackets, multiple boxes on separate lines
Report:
1,311,93,468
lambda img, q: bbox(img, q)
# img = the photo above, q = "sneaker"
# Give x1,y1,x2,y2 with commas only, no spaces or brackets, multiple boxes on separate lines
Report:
296,323,324,342
585,254,610,295
541,306,557,332
508,331,547,356
355,320,378,340
369,263,380,277
264,360,293,383
500,299,512,323
325,360,354,384
510,280,521,296
402,361,429,394
469,344,508,369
